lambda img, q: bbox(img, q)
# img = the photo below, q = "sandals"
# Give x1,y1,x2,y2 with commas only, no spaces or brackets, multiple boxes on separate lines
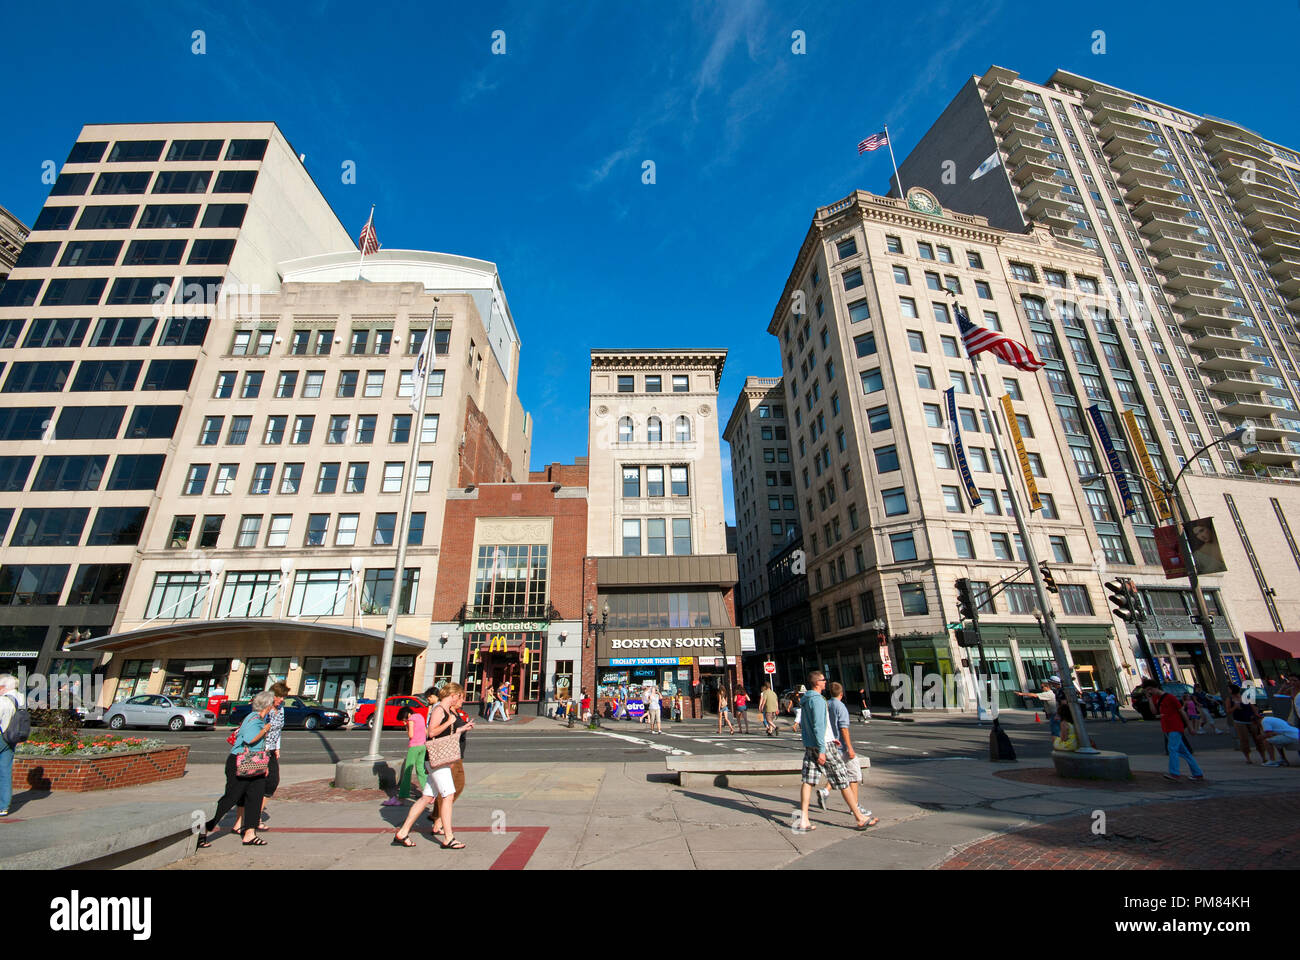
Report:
440,837,466,849
197,835,212,848
242,835,268,846
392,833,416,847
855,817,880,830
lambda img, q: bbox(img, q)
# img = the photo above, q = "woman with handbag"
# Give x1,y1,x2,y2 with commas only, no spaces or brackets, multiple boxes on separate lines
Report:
393,682,467,850
199,690,276,848
234,682,288,830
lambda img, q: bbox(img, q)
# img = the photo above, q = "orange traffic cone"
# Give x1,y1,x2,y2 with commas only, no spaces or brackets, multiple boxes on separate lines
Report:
1034,712,1041,723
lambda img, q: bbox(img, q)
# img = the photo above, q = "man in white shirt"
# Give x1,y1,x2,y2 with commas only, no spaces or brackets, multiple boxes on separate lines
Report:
1261,715,1298,766
645,685,662,734
0,674,24,816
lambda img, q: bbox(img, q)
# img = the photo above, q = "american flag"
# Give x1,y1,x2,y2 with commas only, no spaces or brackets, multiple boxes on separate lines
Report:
358,213,380,256
956,303,1044,372
857,130,889,154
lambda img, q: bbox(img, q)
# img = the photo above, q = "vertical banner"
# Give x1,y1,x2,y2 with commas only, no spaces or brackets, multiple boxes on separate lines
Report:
1086,405,1136,517
1000,394,1041,512
945,388,982,508
1154,524,1188,579
1120,409,1172,521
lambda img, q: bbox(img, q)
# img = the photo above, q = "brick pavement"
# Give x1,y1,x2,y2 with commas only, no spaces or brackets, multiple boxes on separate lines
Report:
939,791,1300,870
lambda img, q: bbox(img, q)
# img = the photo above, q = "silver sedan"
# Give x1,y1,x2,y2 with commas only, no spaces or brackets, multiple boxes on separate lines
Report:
105,694,217,731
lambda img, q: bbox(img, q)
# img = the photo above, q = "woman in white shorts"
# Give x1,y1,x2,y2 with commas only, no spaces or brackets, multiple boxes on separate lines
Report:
393,683,467,850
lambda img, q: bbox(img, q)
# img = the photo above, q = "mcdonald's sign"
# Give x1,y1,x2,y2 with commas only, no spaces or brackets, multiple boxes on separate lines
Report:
487,634,510,653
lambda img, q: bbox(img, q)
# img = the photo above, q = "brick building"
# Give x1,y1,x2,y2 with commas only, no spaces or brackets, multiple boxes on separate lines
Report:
429,460,588,716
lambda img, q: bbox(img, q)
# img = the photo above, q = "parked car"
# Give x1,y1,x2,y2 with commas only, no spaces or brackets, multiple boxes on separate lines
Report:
104,694,216,731
353,695,429,730
227,696,348,730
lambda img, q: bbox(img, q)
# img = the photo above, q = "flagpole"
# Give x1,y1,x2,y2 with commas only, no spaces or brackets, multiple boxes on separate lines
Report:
361,299,437,764
884,123,904,198
966,349,1099,755
356,204,374,282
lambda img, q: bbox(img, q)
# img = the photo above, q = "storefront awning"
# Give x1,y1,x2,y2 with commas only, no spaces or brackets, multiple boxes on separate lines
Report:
1245,631,1300,660
66,619,428,654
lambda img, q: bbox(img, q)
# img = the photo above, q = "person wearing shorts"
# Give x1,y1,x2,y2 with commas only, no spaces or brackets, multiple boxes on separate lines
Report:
1229,688,1274,764
820,682,877,826
795,671,873,832
717,690,736,734
758,683,779,737
646,685,663,733
734,687,750,733
393,683,468,850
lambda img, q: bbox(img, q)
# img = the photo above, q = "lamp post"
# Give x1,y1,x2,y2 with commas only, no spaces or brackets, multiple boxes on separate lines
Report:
870,618,897,718
1078,423,1253,708
585,600,609,728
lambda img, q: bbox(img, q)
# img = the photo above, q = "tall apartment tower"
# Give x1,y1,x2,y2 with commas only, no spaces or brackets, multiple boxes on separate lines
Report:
0,204,29,287
898,68,1300,672
0,123,352,684
582,349,740,717
767,187,1258,705
723,376,798,660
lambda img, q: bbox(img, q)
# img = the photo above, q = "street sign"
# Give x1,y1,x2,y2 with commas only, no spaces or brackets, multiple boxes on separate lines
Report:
879,641,894,679
763,661,776,674
946,622,961,630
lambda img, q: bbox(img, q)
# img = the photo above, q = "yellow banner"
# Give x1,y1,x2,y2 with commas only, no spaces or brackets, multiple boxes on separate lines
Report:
1121,409,1172,520
1001,394,1041,512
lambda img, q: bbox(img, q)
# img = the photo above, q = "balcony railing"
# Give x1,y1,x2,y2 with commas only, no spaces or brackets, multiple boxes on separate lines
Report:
457,601,559,623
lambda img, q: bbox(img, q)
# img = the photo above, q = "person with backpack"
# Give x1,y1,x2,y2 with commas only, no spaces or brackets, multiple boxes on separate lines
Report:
1140,679,1205,782
0,674,31,817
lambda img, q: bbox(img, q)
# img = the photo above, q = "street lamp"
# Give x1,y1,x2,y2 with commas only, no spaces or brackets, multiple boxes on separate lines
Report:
1077,423,1252,708
586,600,609,728
870,618,897,718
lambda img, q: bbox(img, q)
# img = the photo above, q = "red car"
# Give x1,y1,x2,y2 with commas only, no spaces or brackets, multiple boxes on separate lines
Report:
353,695,429,730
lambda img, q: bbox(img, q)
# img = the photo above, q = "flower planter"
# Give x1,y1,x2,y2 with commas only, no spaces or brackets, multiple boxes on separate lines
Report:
14,745,190,793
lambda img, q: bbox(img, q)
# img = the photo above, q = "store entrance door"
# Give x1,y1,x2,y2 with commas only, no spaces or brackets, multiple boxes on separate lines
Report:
1173,644,1215,690
480,653,520,713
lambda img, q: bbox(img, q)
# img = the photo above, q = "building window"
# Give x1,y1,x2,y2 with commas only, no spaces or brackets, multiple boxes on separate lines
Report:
953,530,975,559
316,462,339,494
471,544,549,616
1060,584,1093,615
645,375,661,392
618,375,635,393
619,417,634,442
345,463,368,493
287,570,351,617
861,369,884,393
881,486,908,516
382,462,404,493
145,572,209,619
361,568,419,616
372,513,397,546
265,514,291,547
899,584,928,614
672,518,692,555
889,532,917,562
235,515,261,548
305,514,329,547
335,514,359,546
622,519,640,556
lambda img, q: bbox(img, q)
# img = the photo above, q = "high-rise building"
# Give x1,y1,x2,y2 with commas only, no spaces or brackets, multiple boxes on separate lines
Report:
0,204,28,288
582,349,740,717
898,67,1300,679
765,185,1257,706
723,376,798,676
0,123,536,708
0,123,352,685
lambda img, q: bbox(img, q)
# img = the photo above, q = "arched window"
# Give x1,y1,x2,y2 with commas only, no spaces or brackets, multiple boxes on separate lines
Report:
618,416,634,442
647,416,662,442
674,416,691,442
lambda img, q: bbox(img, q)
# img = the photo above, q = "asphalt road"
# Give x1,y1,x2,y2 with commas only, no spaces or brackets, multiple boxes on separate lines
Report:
97,711,1227,765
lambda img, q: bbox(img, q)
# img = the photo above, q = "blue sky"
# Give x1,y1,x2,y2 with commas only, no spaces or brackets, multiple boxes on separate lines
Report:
4,0,1298,522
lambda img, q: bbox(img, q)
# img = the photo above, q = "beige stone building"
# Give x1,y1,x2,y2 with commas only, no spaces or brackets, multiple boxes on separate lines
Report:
765,187,1257,706
723,376,797,656
0,204,28,287
583,350,741,714
899,66,1300,677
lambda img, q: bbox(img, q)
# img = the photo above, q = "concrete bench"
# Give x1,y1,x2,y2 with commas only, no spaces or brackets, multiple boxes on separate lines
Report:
0,801,215,870
666,754,870,787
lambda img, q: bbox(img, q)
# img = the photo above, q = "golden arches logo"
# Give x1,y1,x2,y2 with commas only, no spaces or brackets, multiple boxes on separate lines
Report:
487,635,509,653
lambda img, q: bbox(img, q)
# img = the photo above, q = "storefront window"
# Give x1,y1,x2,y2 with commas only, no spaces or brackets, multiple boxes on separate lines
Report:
464,633,544,702
161,658,231,698
604,591,712,629
554,660,574,701
115,658,154,700
239,657,291,697
302,656,365,707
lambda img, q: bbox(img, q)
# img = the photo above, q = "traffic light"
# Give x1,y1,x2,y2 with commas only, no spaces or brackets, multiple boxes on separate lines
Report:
955,578,979,623
1106,578,1140,623
955,628,978,648
1039,562,1058,594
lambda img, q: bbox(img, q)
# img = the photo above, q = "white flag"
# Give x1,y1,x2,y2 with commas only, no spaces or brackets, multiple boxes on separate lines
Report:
970,151,1002,181
409,326,434,412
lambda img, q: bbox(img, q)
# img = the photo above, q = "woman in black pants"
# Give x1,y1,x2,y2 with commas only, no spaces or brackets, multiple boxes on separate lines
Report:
199,691,276,847
234,682,287,833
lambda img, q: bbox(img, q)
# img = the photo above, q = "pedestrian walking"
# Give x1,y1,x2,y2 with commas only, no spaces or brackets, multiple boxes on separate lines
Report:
199,691,276,847
0,674,29,817
734,686,750,733
394,683,468,850
821,682,877,826
386,700,428,805
787,684,807,736
758,682,779,737
1140,678,1205,782
432,693,474,839
481,680,495,719
674,692,684,722
1228,686,1275,764
646,685,663,733
858,688,872,723
234,681,287,830
796,672,874,832
1105,688,1127,723
498,679,513,720
717,689,737,735
580,687,591,722
487,683,508,723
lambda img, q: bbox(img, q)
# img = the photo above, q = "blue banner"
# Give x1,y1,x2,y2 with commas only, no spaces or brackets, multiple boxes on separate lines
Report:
945,388,982,508
1086,404,1136,517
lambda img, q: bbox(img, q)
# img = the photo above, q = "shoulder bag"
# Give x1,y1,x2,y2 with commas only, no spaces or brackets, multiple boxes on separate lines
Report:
233,719,270,777
425,707,461,770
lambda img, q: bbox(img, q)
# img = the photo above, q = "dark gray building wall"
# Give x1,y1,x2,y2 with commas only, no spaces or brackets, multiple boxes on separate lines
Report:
897,77,1026,232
